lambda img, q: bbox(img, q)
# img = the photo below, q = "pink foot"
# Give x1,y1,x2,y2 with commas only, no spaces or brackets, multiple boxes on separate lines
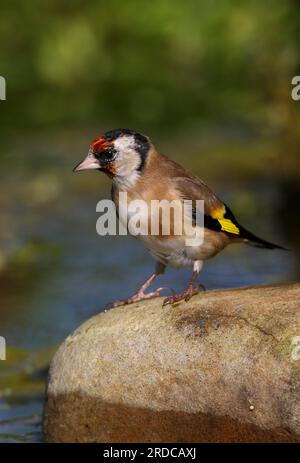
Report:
163,284,205,307
107,287,174,309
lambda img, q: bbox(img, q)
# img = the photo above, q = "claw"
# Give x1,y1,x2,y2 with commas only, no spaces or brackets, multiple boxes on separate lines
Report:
156,286,176,295
106,300,127,309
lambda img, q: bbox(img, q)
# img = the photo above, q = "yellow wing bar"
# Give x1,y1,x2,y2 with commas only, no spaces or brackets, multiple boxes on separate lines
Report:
218,218,240,234
211,206,240,235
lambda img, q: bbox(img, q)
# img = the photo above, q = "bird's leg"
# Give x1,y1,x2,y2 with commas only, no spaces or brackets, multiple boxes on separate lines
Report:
108,262,171,308
163,261,204,306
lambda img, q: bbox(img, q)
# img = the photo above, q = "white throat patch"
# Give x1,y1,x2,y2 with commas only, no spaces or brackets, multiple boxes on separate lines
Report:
113,171,140,190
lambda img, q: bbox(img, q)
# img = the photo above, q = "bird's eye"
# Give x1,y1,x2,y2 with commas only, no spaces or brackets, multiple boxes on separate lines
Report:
96,147,117,163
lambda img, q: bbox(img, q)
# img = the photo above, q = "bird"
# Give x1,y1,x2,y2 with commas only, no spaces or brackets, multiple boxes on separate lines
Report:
73,128,286,307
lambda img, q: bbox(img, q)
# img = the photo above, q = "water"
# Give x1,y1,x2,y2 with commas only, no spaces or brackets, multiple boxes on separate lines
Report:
0,139,297,442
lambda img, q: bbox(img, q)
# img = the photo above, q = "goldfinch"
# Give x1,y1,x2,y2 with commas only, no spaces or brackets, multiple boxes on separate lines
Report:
73,128,286,307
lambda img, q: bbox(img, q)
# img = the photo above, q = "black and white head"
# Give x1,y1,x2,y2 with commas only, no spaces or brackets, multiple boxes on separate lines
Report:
73,128,151,188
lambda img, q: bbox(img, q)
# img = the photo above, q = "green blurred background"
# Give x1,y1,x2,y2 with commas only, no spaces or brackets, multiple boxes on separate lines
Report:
0,0,299,442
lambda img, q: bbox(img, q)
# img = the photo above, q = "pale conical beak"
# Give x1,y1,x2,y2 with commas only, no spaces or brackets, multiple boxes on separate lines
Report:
73,152,100,172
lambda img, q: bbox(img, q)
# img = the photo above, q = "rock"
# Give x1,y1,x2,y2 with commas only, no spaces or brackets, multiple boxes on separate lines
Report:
43,283,300,443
